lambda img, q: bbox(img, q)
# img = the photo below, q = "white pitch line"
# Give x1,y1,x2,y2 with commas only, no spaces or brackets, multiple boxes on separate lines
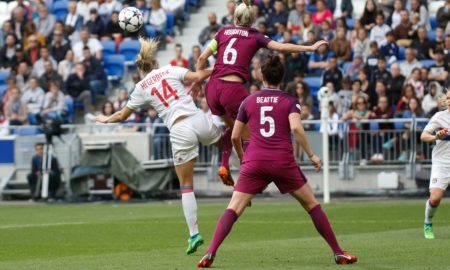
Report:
0,222,87,229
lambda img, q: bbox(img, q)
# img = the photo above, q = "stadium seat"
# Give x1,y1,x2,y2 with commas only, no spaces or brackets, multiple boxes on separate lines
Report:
16,127,42,136
166,12,175,36
182,0,190,21
306,4,317,13
428,31,436,41
430,17,437,30
101,41,116,57
119,40,140,62
369,122,379,131
303,76,322,97
398,47,405,60
145,25,157,38
420,59,436,68
65,98,74,123
52,0,68,21
0,70,10,85
346,18,355,29
104,54,125,81
342,61,352,73
189,0,199,7
0,84,7,97
394,121,404,130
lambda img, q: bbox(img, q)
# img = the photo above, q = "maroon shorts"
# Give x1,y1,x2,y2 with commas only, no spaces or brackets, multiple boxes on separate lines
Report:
205,78,249,120
234,160,308,195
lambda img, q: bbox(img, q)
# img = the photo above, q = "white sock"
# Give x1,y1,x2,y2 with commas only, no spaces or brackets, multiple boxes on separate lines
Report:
425,199,438,225
181,188,199,237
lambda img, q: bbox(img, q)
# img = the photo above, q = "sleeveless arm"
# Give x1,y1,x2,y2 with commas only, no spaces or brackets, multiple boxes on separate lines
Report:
267,40,328,53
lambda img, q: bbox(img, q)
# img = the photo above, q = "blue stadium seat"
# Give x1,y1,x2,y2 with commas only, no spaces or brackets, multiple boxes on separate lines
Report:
342,61,352,73
370,122,379,131
16,127,42,136
101,41,116,57
394,121,404,130
306,4,317,13
104,54,125,80
428,31,436,41
52,0,68,21
398,46,405,60
420,59,436,68
182,0,190,21
119,40,140,61
0,84,7,97
303,76,322,97
65,98,74,123
166,12,175,36
346,18,355,29
145,25,157,38
0,70,10,85
189,0,199,7
430,17,437,30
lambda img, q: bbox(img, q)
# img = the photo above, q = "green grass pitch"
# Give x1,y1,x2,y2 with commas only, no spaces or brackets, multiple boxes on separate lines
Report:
0,200,449,270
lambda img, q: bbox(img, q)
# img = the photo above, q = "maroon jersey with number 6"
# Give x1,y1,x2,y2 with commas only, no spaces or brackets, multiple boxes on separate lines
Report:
236,88,302,162
211,26,271,82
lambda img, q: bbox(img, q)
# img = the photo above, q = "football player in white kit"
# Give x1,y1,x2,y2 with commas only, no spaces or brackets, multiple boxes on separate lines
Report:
420,90,450,239
96,38,222,254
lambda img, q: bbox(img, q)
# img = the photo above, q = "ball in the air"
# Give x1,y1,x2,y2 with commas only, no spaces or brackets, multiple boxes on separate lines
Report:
118,7,144,33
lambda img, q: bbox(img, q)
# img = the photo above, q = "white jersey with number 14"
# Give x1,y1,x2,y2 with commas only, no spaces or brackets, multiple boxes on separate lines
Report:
126,65,199,129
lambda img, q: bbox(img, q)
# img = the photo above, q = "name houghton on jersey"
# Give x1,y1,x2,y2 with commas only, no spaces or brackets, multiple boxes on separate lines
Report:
257,96,279,103
224,29,249,37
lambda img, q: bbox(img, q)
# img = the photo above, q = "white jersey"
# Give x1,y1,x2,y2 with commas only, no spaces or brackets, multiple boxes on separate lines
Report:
127,65,199,129
424,110,450,168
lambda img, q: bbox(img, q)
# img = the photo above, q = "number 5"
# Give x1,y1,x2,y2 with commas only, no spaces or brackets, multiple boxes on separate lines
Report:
223,38,237,64
260,106,275,137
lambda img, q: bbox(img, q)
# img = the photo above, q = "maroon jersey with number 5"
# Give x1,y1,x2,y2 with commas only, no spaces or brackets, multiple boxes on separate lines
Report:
236,89,302,162
211,26,271,82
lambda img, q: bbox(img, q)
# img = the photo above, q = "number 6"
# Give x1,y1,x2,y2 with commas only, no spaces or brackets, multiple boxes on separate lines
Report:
223,38,238,65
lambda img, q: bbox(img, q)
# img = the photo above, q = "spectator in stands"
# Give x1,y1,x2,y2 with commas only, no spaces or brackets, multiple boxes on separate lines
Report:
410,0,430,31
295,81,313,109
345,54,364,81
145,106,169,159
374,80,388,101
23,22,45,50
308,44,333,75
21,76,44,124
431,26,445,51
34,4,56,39
124,72,141,92
354,28,371,61
284,52,305,84
428,49,449,85
359,0,378,31
358,69,373,101
400,48,422,77
398,96,425,161
370,12,391,46
85,9,105,39
387,63,405,106
312,0,332,26
99,0,123,22
49,30,70,63
4,87,27,125
0,110,8,136
0,20,13,48
336,77,353,116
11,7,26,42
72,27,103,61
64,1,84,31
329,27,351,63
318,20,334,42
251,5,266,29
82,47,107,104
396,84,417,115
379,31,399,64
372,56,391,84
394,9,413,47
266,0,289,36
299,13,318,43
77,0,99,23
58,49,74,81
320,102,339,147
188,45,202,71
149,0,168,40
39,60,63,93
33,46,57,77
287,0,306,35
411,27,432,60
422,82,442,115
161,0,185,25
64,63,93,113
368,96,394,162
103,11,122,41
388,0,403,29
16,62,31,91
41,81,67,121
221,0,236,26
27,142,61,201
321,56,343,90
407,67,425,99
300,103,315,129
87,101,117,133
0,33,18,70
170,43,188,68
437,0,450,29
331,0,353,19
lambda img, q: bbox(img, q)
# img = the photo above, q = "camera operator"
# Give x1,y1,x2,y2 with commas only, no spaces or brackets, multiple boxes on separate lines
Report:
27,142,61,201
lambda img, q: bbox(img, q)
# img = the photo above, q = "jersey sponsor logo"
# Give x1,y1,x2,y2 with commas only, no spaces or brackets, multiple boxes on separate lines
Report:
223,29,249,37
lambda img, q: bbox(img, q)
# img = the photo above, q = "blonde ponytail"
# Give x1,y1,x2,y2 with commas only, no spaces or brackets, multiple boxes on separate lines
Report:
136,37,159,73
234,0,255,26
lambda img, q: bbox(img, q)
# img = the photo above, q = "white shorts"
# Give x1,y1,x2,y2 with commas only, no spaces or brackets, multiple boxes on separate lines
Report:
429,166,450,190
170,111,222,165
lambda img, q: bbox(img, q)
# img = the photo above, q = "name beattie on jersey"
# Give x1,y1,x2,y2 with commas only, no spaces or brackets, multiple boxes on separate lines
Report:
256,96,279,103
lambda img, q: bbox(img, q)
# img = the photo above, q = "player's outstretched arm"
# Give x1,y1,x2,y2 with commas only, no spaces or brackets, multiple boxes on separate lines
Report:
289,113,322,171
267,40,328,53
421,129,448,142
184,69,213,83
231,120,245,162
196,47,213,71
96,106,134,124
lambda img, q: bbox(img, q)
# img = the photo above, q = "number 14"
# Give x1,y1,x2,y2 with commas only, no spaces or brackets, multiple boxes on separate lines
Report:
151,79,179,107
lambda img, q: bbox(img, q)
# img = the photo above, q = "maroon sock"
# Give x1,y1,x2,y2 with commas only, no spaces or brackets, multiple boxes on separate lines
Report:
308,204,343,254
206,208,238,255
242,139,250,152
221,128,232,169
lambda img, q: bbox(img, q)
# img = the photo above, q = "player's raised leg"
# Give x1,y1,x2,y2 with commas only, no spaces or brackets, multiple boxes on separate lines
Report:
175,159,204,254
424,187,445,239
290,184,357,264
197,191,253,268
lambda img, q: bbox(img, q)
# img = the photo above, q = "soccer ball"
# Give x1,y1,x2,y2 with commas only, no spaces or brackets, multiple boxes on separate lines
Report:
118,7,144,33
